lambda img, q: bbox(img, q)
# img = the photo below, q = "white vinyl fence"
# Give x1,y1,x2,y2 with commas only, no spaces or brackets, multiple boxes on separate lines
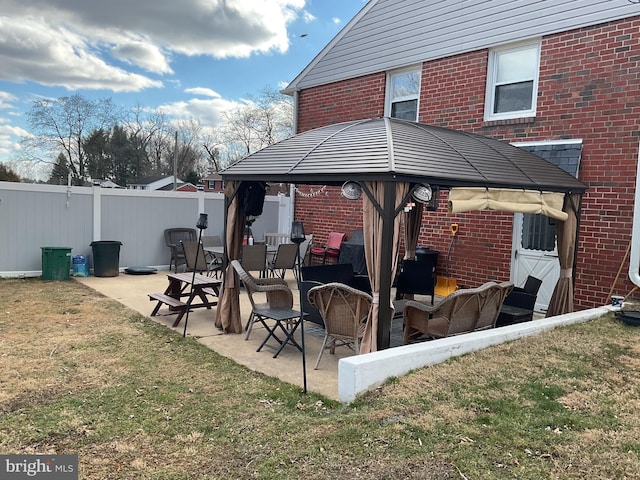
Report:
0,181,293,277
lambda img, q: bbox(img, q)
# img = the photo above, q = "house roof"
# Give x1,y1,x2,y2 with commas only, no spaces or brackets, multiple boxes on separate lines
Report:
127,174,169,186
156,182,194,191
220,117,586,193
202,173,222,181
282,0,640,95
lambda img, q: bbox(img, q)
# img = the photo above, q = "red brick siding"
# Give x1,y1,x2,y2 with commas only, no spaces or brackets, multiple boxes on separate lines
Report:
295,17,640,309
296,73,386,132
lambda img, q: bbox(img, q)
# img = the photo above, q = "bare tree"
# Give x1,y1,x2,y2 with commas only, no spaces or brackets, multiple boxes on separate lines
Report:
203,142,221,173
219,86,293,165
174,118,208,180
121,104,155,178
24,93,119,185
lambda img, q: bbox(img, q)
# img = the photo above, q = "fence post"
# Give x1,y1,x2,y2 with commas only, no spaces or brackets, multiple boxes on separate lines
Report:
92,185,102,241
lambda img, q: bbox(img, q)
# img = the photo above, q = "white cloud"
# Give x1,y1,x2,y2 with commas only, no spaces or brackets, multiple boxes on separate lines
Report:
302,11,316,23
155,96,242,127
0,94,27,158
0,121,29,157
111,41,172,75
184,88,222,98
332,17,341,25
0,17,162,91
0,91,17,109
0,0,308,92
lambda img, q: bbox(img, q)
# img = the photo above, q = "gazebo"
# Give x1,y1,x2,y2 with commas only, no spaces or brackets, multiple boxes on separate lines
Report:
216,117,587,350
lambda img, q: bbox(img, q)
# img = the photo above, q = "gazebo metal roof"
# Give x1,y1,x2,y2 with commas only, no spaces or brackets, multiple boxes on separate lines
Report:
220,117,587,193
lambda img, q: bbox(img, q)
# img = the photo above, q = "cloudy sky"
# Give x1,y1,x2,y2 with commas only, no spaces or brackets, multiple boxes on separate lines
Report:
0,0,366,170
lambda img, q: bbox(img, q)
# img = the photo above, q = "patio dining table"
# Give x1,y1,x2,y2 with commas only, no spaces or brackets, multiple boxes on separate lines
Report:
205,245,278,267
205,245,278,257
148,272,222,327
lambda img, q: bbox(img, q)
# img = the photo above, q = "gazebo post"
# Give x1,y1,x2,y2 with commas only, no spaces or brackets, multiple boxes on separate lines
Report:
376,181,397,349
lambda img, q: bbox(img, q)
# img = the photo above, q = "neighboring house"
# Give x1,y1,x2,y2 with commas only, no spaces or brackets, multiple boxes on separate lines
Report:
91,179,121,188
202,172,289,196
157,182,198,193
282,0,640,312
127,175,182,191
202,173,225,193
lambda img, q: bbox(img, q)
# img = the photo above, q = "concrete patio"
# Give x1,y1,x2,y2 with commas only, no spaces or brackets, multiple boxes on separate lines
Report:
76,269,612,403
76,269,380,401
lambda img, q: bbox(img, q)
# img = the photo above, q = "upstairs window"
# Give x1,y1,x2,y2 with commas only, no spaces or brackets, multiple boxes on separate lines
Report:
386,67,421,121
485,42,540,121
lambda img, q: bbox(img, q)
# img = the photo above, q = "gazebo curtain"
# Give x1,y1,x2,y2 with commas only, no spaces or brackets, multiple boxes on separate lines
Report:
448,187,568,221
404,202,424,260
360,181,409,353
215,181,580,347
215,181,245,333
400,202,424,302
546,193,580,317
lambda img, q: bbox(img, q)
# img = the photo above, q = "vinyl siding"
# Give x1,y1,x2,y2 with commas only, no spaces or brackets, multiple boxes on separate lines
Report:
284,0,640,93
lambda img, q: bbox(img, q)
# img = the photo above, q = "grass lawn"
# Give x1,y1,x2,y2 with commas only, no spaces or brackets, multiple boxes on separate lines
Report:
1,278,640,479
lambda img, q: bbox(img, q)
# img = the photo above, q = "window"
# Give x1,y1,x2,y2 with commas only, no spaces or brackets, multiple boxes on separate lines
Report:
485,42,540,121
521,214,556,251
386,67,421,121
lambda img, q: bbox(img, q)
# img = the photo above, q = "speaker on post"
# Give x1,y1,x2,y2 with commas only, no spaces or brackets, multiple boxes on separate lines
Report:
240,181,267,217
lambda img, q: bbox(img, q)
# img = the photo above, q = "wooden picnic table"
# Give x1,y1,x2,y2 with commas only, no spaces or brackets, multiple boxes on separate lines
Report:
149,272,221,327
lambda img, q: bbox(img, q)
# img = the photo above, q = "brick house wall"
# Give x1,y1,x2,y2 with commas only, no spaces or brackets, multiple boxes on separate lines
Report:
294,17,640,310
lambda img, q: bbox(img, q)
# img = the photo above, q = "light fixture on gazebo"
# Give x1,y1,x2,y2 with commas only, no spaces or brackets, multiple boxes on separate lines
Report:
413,183,439,211
341,181,362,200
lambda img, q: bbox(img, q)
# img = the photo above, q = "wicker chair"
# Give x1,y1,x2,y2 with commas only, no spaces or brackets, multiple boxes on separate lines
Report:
473,281,513,331
231,260,294,341
307,282,373,369
497,275,542,326
403,281,513,344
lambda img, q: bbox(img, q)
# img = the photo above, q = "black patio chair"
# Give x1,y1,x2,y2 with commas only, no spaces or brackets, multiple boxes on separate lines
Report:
164,228,197,272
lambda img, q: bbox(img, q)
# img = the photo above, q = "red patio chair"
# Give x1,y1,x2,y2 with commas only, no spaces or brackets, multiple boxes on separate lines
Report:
309,232,345,265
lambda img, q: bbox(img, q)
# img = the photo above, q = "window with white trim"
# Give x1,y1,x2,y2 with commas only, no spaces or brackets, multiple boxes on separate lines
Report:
386,67,421,121
485,42,540,121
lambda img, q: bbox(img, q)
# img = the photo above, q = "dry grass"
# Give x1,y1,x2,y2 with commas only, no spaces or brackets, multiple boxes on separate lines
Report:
2,278,640,479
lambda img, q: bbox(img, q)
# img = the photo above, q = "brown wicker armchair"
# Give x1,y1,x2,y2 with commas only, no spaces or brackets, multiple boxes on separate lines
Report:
403,281,513,344
231,260,294,341
307,282,373,369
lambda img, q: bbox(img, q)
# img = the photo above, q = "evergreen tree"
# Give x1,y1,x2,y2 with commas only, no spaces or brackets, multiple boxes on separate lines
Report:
0,163,20,182
47,153,70,185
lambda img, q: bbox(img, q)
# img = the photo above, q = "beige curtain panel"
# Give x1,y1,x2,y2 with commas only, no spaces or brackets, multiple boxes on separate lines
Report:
448,187,568,221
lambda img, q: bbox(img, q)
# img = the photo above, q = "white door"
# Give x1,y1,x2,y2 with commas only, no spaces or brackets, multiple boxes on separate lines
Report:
511,212,560,313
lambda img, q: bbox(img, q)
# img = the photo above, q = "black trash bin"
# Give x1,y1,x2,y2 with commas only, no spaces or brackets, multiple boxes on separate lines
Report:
90,241,122,277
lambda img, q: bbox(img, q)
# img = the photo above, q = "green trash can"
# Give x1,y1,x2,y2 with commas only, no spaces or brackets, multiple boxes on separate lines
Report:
90,241,122,277
41,247,72,281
